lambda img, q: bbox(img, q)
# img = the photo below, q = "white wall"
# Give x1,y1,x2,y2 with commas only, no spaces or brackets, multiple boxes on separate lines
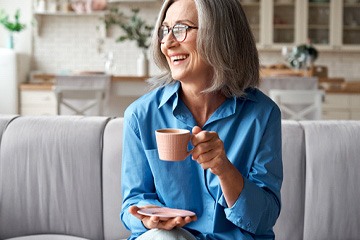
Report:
1,0,360,81
0,0,33,84
32,2,162,77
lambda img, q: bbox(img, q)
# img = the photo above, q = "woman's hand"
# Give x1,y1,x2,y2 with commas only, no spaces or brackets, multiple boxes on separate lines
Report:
129,205,197,230
191,126,232,176
191,126,244,207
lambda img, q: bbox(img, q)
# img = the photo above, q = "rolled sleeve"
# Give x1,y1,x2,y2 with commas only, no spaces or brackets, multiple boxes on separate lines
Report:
222,178,279,233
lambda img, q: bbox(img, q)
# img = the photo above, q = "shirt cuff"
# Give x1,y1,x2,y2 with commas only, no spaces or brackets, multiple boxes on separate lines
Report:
222,177,266,234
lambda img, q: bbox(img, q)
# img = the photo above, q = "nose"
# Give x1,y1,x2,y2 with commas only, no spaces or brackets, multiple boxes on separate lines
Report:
162,32,178,48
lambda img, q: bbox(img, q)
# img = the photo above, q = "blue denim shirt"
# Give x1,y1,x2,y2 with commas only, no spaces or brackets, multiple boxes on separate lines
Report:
121,81,283,240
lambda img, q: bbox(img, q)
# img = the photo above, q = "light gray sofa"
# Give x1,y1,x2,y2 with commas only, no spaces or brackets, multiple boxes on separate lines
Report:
0,115,359,240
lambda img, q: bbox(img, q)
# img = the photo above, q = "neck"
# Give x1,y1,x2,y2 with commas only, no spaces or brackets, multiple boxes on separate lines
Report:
180,84,226,127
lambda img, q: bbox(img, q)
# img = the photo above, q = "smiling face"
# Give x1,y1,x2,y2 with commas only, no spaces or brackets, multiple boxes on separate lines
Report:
160,0,213,85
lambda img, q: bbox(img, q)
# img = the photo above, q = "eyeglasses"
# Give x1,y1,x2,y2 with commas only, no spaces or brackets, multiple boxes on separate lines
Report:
158,23,198,43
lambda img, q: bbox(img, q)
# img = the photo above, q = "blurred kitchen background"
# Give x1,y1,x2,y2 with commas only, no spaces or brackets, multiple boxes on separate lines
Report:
1,0,360,119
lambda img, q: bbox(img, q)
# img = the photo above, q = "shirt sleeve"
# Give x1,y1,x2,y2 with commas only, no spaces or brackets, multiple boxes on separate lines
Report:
120,112,165,235
219,105,283,234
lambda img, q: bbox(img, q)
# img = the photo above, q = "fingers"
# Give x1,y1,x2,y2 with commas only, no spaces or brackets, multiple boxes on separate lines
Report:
144,216,161,229
129,205,159,220
192,126,202,135
129,205,142,219
130,205,197,230
191,129,217,147
156,216,197,230
191,128,230,175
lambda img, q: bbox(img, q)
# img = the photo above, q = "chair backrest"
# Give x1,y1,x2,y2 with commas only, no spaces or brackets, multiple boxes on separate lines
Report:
54,75,111,116
269,89,324,120
259,76,318,96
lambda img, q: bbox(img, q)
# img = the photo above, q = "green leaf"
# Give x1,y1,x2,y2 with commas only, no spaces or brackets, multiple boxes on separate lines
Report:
0,8,26,32
102,8,153,50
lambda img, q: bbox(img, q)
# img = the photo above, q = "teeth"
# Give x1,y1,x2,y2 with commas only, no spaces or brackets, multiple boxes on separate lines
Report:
171,55,188,62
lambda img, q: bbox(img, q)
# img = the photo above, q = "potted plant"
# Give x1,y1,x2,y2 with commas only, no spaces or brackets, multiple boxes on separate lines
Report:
104,8,154,76
286,41,318,70
0,9,26,49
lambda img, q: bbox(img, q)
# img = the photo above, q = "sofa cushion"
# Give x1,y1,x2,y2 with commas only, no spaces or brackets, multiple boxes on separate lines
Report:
301,121,360,240
6,234,90,240
274,120,305,240
0,116,110,240
102,118,131,239
0,115,18,144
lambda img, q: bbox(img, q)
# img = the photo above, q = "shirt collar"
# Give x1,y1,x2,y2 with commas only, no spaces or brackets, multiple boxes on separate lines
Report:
158,82,258,109
158,81,181,109
242,88,258,102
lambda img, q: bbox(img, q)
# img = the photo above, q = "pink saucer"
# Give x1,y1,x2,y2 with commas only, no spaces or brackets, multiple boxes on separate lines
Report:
137,207,196,218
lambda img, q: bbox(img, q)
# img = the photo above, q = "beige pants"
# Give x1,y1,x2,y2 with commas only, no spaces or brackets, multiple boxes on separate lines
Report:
136,228,197,240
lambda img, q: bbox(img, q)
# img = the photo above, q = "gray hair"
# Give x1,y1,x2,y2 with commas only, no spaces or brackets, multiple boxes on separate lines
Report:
148,0,259,98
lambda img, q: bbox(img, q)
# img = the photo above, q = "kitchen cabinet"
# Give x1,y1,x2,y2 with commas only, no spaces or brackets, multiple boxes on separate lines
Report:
302,0,332,50
240,0,261,44
322,93,360,120
241,0,305,50
241,0,360,51
340,1,360,50
262,0,302,49
20,87,57,116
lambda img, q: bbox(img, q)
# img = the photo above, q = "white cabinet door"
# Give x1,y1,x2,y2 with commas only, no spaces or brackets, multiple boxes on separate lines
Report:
242,0,360,51
322,93,360,120
241,0,262,45
21,90,57,116
350,95,360,120
339,1,360,51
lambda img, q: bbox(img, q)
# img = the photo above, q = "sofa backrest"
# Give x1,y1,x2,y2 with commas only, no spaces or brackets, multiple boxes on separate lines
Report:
0,116,109,240
274,120,306,240
1,116,359,240
301,121,360,240
102,117,131,240
0,115,18,144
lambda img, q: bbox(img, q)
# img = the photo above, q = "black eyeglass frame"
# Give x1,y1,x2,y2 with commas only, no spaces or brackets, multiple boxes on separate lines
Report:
158,23,198,43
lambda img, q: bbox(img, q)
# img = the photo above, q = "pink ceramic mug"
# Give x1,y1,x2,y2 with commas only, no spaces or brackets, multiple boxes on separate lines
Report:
155,128,192,161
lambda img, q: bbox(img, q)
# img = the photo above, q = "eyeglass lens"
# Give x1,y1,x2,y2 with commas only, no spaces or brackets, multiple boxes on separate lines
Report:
159,24,187,42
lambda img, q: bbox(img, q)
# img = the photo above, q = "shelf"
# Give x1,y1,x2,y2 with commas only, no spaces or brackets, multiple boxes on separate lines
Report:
309,3,330,7
274,24,295,29
33,10,107,37
344,3,360,7
308,25,330,29
241,3,260,7
107,0,158,2
344,26,360,31
274,3,295,7
34,11,107,16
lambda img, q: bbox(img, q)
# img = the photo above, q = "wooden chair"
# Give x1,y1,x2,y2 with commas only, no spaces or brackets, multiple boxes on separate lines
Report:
269,89,324,120
53,75,110,116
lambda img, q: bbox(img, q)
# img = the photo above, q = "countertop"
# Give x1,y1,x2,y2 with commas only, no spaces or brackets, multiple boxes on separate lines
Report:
21,73,360,94
20,74,149,91
260,67,360,94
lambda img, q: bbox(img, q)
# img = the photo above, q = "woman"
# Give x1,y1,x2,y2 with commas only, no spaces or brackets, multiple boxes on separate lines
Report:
120,0,283,239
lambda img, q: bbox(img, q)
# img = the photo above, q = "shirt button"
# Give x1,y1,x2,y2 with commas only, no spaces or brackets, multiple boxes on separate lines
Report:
247,222,251,228
236,218,242,225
